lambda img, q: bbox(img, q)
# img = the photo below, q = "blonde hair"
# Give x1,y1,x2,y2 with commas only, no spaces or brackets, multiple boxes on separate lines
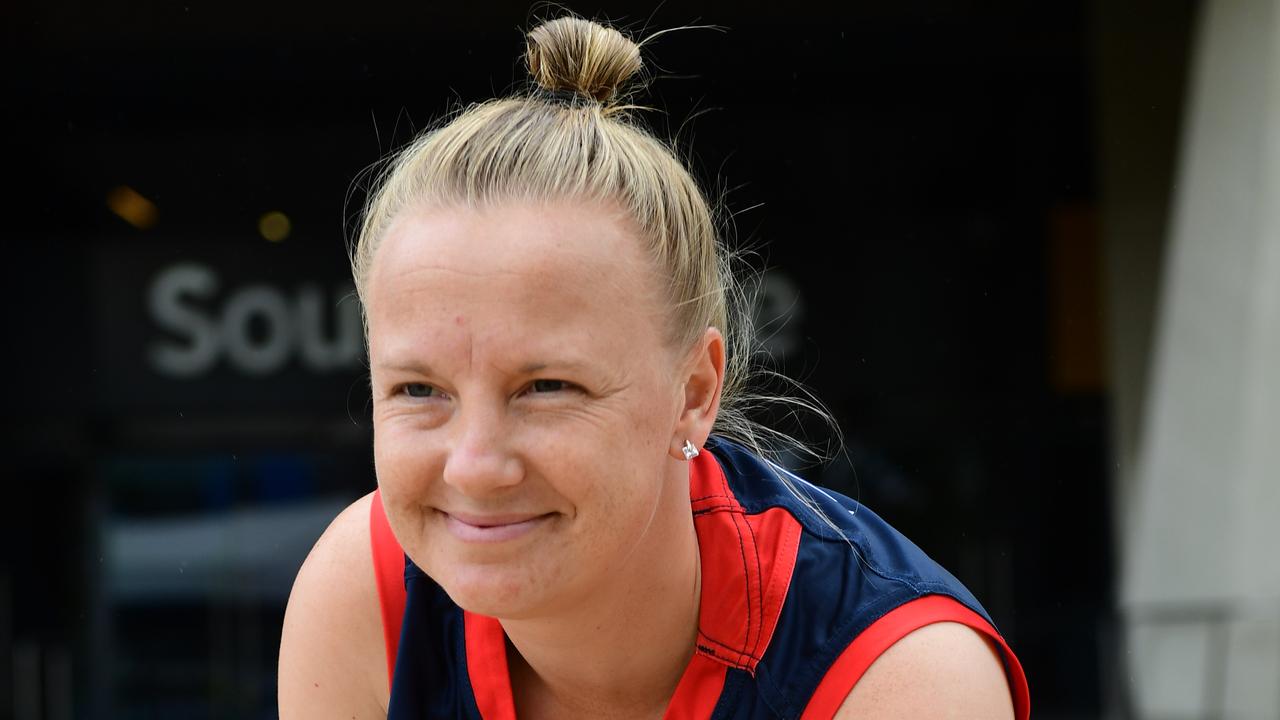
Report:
349,15,837,471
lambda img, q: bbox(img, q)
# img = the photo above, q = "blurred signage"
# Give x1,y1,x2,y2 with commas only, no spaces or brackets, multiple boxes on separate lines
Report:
148,263,360,377
93,243,367,414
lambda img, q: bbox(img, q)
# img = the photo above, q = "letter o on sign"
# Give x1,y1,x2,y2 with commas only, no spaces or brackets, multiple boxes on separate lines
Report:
221,286,294,375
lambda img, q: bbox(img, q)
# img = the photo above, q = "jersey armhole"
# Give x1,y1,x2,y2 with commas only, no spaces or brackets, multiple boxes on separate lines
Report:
369,489,407,693
798,594,1030,720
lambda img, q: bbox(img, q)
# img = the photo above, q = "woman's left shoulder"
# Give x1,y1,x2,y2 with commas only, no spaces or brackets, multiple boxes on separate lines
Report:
832,621,1016,720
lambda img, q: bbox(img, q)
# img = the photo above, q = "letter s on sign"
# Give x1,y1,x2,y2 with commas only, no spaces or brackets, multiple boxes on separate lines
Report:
148,263,220,378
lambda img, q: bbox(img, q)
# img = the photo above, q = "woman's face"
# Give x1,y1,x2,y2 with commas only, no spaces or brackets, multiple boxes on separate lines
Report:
365,199,690,618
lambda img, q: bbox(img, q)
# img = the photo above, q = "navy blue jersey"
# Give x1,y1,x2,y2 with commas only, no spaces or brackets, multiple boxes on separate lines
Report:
370,437,1030,719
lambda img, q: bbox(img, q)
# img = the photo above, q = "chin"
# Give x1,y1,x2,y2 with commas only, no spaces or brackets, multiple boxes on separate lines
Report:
434,559,562,620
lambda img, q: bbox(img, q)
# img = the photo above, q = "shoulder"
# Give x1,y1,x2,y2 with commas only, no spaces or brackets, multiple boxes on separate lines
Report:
707,439,988,611
278,491,389,718
833,621,1015,719
703,441,1027,717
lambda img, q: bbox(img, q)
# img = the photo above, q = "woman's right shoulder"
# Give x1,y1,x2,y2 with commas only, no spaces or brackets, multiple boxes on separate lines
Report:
278,491,390,719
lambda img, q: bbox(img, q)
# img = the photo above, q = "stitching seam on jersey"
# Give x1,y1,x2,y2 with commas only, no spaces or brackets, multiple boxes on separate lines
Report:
695,635,758,669
741,511,766,662
721,464,755,669
689,493,738,502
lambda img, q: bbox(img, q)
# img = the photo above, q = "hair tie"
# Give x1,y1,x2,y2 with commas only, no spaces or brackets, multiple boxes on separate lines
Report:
539,87,590,105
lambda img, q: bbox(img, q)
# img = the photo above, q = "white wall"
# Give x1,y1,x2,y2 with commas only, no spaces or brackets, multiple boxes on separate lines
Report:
1121,1,1280,717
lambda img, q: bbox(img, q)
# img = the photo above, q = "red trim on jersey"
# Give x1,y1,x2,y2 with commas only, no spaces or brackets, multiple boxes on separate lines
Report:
689,451,803,673
798,594,1031,720
462,617,728,720
369,489,408,693
464,612,517,720
662,653,729,720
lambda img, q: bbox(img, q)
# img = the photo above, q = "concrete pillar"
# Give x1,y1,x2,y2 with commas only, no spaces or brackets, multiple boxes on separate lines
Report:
1121,1,1280,718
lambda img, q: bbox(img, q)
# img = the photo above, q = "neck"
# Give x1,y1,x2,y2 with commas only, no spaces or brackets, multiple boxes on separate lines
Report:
502,465,702,718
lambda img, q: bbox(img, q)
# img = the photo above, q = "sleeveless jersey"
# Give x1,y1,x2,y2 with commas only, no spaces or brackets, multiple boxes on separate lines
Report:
369,436,1031,719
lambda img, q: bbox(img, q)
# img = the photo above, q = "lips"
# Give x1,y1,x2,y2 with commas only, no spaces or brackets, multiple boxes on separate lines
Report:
441,510,553,543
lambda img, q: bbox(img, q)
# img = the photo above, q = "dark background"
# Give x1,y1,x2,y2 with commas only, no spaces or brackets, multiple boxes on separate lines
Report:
4,1,1198,717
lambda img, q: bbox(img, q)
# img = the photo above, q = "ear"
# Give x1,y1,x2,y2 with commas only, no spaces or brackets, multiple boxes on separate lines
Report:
668,327,726,461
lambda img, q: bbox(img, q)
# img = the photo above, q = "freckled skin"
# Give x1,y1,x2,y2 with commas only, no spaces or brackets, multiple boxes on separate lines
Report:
364,199,692,622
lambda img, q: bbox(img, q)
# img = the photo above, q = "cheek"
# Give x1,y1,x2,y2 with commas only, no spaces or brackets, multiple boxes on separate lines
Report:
562,463,670,592
551,414,671,548
372,421,445,538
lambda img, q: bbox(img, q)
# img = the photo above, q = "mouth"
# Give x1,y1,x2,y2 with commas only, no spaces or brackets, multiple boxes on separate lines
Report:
440,510,554,543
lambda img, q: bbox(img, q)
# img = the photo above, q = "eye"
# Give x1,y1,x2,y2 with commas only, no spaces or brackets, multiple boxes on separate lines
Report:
529,379,572,394
402,383,439,398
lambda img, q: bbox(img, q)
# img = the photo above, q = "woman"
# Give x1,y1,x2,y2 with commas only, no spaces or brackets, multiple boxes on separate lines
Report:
279,16,1030,719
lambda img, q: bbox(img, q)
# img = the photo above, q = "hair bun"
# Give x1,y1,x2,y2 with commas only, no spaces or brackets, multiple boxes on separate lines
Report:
526,17,643,103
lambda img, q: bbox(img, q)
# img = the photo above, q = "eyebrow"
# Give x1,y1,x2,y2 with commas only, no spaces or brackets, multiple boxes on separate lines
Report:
516,360,590,374
374,359,593,375
374,360,435,375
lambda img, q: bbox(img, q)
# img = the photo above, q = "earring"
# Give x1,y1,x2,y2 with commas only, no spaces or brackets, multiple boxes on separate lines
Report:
681,440,700,461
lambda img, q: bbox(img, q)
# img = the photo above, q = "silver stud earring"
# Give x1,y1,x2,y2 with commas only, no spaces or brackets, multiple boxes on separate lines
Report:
681,440,700,461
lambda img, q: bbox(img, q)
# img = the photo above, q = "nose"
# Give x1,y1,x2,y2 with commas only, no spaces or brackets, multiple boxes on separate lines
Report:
441,403,524,496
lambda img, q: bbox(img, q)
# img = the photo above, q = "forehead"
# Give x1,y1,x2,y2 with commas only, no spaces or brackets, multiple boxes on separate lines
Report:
365,200,665,360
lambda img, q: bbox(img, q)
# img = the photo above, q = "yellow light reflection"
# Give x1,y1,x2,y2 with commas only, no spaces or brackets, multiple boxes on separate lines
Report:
106,186,158,229
259,211,291,242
